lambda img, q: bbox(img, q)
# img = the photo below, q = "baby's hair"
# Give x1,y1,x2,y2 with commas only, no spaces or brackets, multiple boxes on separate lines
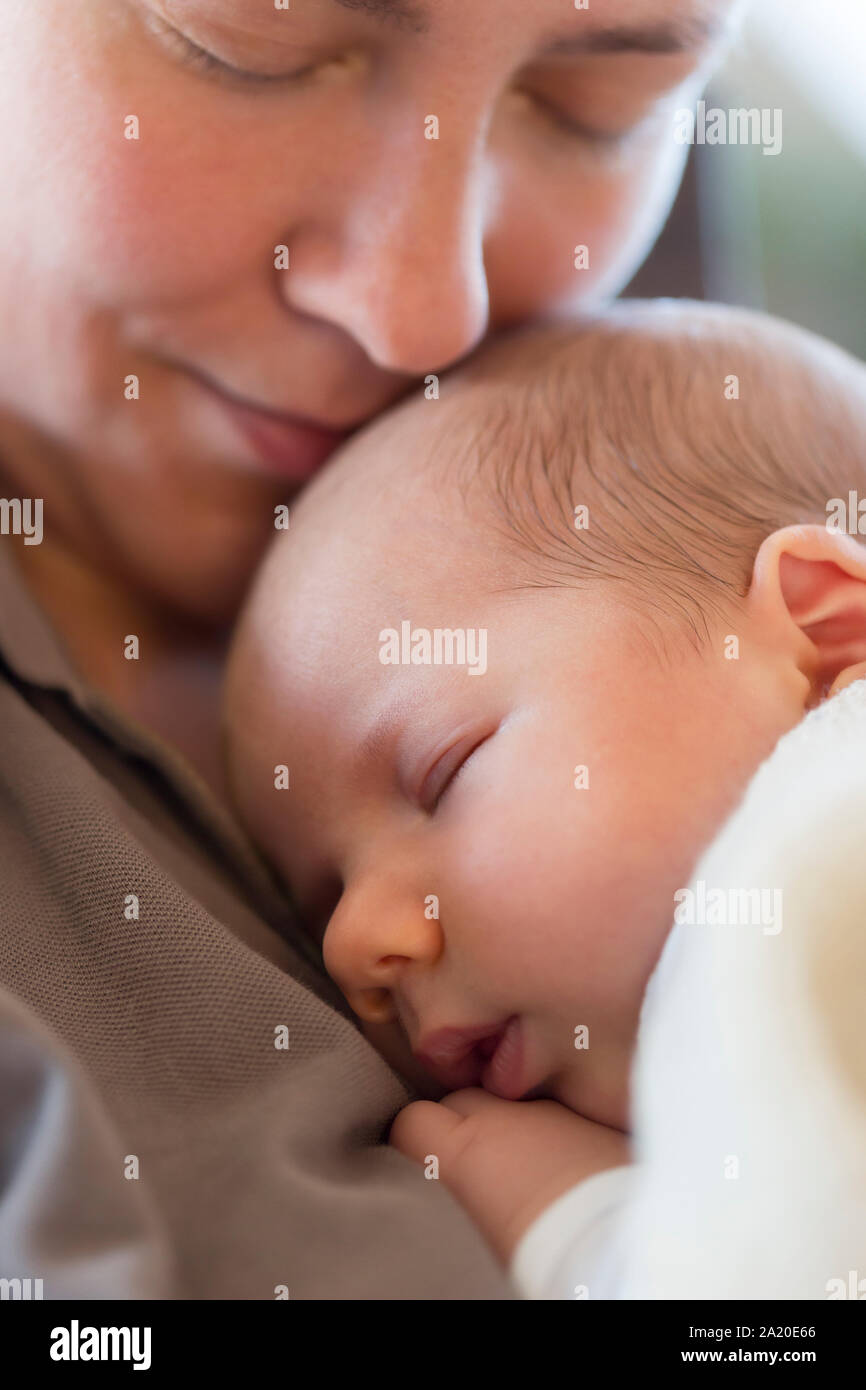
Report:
442,300,866,649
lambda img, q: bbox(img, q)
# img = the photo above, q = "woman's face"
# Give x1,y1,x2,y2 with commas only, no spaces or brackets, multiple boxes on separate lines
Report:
0,0,733,621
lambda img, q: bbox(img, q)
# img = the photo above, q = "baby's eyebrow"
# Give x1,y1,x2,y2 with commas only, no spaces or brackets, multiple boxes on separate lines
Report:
359,699,408,767
357,686,431,776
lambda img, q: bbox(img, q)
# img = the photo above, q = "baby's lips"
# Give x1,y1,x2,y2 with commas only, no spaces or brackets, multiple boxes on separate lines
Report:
414,1019,509,1090
478,1015,527,1101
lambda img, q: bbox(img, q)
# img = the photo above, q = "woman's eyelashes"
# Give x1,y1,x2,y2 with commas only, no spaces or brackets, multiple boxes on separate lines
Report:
171,36,287,84
541,103,638,147
516,87,637,147
144,12,320,86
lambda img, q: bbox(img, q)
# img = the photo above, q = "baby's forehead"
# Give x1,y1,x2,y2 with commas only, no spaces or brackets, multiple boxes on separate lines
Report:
288,395,493,560
308,384,479,498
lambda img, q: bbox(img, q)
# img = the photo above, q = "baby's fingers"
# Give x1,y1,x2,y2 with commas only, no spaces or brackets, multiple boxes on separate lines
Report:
388,1099,464,1164
389,1088,507,1169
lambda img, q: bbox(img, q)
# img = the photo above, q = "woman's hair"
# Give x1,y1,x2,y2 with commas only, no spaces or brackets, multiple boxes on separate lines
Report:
444,299,866,645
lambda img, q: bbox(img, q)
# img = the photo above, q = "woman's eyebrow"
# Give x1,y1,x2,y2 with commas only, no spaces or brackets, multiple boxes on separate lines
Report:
331,0,429,35
544,17,723,57
331,0,721,55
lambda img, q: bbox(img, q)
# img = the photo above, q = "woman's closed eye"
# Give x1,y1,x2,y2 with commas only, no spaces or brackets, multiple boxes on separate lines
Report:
513,50,704,152
142,8,344,87
164,32,299,85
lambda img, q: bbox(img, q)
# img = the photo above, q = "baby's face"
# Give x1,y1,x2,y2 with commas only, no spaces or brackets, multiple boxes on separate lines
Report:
229,398,796,1130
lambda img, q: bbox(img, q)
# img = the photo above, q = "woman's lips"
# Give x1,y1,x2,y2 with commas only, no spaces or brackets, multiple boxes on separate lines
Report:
222,398,350,479
186,365,352,479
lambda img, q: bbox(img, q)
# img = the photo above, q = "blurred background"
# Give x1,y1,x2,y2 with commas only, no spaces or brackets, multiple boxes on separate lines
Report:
626,0,866,360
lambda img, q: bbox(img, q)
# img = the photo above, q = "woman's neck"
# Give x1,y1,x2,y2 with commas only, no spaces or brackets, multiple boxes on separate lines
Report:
13,537,235,803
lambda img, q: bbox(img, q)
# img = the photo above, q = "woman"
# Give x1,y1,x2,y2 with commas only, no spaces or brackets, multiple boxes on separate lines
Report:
0,0,738,1298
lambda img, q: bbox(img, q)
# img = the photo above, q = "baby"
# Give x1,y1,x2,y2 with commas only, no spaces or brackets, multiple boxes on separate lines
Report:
222,299,866,1297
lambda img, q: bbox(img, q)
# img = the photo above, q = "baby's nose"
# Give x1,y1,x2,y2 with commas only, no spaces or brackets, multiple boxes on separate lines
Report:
324,876,443,983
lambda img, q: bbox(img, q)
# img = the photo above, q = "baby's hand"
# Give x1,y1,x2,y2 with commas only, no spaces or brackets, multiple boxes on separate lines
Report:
389,1088,631,1266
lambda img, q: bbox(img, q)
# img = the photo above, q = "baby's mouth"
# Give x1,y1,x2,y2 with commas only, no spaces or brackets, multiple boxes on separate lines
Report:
414,1015,529,1099
478,1016,527,1100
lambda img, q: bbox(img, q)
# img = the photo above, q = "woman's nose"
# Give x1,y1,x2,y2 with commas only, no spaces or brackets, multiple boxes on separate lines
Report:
323,882,444,1025
282,130,493,376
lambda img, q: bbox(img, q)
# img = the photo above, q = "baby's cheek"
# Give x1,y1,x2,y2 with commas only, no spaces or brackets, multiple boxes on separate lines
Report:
452,776,665,1024
452,801,586,978
360,1018,442,1097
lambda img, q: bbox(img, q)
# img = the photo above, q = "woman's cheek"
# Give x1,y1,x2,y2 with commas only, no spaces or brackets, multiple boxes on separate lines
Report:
486,137,686,324
4,18,266,300
589,76,715,300
590,135,689,298
54,99,266,299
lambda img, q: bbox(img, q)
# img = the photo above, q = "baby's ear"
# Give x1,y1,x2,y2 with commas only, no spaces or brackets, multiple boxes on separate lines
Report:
748,524,866,700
